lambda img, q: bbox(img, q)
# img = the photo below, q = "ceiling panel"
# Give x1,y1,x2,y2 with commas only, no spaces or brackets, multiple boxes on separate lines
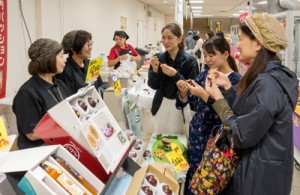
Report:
138,0,269,18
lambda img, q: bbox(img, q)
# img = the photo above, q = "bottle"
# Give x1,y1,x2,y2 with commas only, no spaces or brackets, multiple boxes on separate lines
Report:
99,53,107,67
40,161,86,195
52,155,98,195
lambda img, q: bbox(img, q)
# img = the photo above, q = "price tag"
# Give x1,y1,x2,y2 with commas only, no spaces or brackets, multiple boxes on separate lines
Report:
85,56,103,83
112,75,122,95
0,116,9,151
165,143,189,172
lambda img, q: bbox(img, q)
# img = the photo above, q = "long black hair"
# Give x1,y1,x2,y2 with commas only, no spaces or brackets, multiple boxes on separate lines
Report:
202,32,238,72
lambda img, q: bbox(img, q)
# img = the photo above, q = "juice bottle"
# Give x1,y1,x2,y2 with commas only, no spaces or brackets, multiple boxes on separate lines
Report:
40,160,86,195
52,154,98,195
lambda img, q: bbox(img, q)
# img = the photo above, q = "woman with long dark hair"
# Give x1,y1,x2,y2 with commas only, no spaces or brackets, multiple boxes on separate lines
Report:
206,13,298,195
176,33,241,194
148,23,198,134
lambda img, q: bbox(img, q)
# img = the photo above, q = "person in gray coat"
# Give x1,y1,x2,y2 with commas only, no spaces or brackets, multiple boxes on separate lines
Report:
205,13,298,195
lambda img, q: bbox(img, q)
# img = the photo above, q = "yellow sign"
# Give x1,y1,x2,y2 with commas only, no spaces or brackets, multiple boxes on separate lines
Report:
165,143,189,172
0,116,9,151
112,76,122,95
85,56,103,83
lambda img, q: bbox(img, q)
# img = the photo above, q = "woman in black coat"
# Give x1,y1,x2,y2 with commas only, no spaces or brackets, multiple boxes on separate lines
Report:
147,23,198,134
205,13,298,195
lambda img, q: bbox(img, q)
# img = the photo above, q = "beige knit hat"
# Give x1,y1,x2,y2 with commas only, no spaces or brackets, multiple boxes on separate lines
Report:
28,38,62,61
61,30,78,54
245,13,288,53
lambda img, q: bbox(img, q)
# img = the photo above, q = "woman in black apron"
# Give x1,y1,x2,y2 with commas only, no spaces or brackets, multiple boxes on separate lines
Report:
108,31,141,69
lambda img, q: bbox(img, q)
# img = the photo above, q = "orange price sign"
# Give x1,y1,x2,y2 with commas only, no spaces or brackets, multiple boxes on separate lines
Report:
0,116,9,151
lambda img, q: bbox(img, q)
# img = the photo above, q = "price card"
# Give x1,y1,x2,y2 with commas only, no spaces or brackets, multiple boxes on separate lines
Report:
111,75,122,95
0,116,9,151
85,56,103,83
165,143,189,172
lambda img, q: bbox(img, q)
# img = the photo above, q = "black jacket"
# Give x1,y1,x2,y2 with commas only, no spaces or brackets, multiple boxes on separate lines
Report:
148,49,198,115
221,61,298,195
56,57,103,96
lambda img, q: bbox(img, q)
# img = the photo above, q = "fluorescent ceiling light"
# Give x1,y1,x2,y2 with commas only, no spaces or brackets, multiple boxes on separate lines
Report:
190,1,204,3
232,13,240,17
191,6,202,9
194,15,213,17
257,1,267,5
192,10,202,12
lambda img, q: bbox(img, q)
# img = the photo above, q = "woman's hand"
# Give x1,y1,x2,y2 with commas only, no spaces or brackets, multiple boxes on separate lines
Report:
161,64,177,77
130,56,135,62
187,80,207,99
176,80,189,93
150,56,160,73
119,54,128,61
205,76,224,101
208,69,231,90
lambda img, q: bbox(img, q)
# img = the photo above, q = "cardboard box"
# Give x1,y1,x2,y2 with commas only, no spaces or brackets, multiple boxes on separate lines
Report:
34,86,131,183
126,163,179,195
0,145,104,195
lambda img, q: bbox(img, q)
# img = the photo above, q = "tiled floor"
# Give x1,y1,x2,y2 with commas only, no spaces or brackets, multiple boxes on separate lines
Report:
292,162,300,195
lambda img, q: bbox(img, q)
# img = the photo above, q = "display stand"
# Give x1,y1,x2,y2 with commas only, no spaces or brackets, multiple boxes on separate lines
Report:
31,86,141,194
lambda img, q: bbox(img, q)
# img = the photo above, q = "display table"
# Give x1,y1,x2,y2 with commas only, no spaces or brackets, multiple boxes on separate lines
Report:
128,84,193,135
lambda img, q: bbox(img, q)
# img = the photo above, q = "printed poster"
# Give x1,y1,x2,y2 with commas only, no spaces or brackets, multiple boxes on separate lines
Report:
0,0,7,98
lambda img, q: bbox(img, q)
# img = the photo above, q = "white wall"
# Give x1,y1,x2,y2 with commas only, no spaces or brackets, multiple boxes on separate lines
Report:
6,0,166,96
7,0,37,96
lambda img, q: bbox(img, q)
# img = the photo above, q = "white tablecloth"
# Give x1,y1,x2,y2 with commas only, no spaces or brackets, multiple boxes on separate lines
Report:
128,85,193,135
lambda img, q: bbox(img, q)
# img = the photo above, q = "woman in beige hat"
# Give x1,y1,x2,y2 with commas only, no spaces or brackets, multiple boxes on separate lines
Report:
13,38,71,149
205,13,298,195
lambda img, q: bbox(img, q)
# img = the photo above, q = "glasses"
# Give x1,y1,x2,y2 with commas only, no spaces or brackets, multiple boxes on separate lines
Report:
86,41,93,48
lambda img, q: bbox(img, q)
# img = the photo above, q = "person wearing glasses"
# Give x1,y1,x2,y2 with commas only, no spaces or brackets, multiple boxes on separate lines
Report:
57,30,104,95
108,31,141,69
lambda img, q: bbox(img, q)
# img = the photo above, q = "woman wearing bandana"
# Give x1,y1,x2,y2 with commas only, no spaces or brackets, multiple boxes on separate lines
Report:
108,31,141,69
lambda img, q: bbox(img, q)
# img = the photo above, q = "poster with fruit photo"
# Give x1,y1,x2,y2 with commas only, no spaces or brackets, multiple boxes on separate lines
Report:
0,0,7,98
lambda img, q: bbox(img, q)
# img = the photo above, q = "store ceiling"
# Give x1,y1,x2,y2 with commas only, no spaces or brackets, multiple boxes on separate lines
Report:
138,0,270,18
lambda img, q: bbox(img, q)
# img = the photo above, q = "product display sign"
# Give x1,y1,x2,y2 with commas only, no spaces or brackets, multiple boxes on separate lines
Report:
0,115,9,151
111,75,122,95
34,86,131,183
85,56,103,84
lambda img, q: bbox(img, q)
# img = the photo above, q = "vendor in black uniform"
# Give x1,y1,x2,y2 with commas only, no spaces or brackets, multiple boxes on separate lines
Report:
13,38,71,149
108,31,141,69
57,30,104,96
